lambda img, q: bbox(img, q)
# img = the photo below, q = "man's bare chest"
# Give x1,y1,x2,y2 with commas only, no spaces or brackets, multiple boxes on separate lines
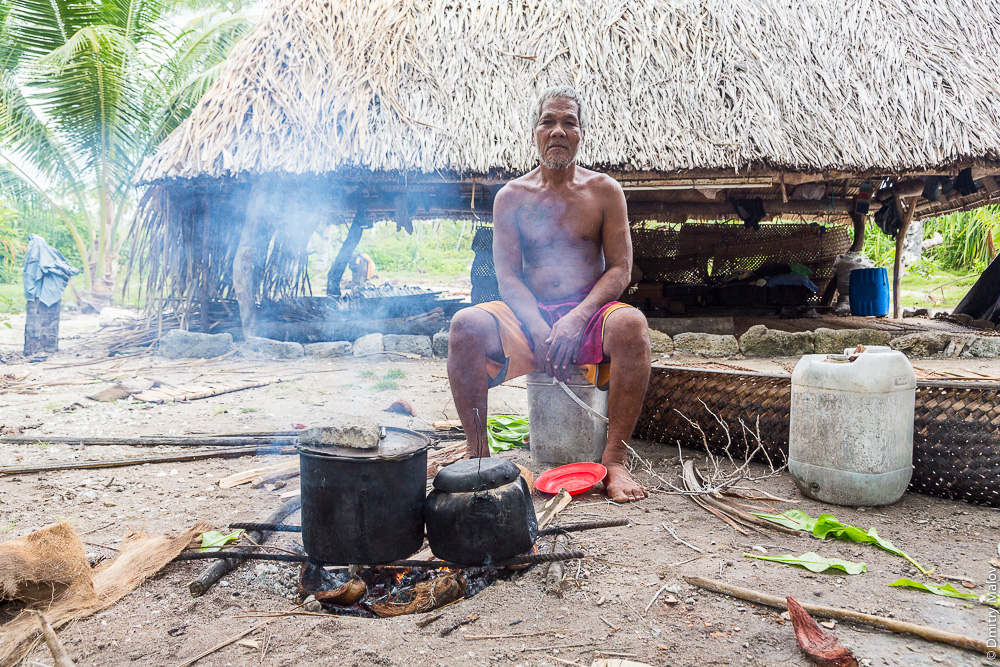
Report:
514,197,603,254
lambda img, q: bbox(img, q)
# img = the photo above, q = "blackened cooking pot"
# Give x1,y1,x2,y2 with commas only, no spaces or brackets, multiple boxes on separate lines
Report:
298,426,428,564
424,458,538,566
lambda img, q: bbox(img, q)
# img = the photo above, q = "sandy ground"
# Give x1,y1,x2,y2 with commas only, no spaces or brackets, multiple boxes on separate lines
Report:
1,313,998,667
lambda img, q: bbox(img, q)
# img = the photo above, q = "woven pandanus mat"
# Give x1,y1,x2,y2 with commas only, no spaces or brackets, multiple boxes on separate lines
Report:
636,366,1000,507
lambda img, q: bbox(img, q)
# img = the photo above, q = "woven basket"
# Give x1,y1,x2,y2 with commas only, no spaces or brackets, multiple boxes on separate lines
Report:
636,366,1000,507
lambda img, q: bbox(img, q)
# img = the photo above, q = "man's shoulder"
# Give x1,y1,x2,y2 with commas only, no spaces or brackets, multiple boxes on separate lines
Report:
578,168,623,193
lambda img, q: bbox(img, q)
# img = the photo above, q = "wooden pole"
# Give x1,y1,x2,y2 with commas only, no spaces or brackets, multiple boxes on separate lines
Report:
686,576,989,655
848,210,866,252
233,182,268,339
892,198,918,318
326,208,368,296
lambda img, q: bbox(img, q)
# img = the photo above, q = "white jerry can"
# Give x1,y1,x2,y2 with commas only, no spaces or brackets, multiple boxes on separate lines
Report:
789,346,915,506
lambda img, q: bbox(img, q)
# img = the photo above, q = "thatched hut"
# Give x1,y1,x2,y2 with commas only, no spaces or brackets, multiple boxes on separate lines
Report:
134,0,1000,334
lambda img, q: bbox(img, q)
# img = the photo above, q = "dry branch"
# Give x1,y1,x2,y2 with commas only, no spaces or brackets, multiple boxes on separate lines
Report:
29,611,76,667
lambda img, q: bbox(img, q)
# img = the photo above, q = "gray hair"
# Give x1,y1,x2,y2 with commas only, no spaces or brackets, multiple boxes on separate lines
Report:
529,86,590,131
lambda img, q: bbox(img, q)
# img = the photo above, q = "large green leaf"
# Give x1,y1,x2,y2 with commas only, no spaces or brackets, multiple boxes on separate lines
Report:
486,415,529,453
745,551,867,575
889,578,999,607
753,510,931,575
199,528,244,552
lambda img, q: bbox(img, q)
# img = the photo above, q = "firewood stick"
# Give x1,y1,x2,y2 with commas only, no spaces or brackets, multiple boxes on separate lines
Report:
686,576,989,655
174,617,279,667
29,611,75,667
545,534,568,596
537,489,572,529
0,435,297,446
0,446,296,475
188,496,301,597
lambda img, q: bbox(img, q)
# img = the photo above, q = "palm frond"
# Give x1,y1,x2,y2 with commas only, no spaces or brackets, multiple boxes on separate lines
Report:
5,0,99,57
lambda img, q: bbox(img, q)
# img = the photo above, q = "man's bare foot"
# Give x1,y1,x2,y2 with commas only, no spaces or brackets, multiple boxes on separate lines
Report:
603,462,646,502
461,440,491,459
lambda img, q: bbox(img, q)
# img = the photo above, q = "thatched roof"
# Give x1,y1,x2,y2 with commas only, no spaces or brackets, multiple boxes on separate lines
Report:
138,0,1000,185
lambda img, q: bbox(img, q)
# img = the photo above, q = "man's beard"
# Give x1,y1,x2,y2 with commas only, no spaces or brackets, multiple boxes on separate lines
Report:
540,154,575,170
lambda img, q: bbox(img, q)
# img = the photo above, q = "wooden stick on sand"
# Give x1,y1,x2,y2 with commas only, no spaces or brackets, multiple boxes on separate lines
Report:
686,576,989,655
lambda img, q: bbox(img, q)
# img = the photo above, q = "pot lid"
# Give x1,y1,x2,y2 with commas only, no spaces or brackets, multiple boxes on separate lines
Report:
432,458,520,493
297,426,428,460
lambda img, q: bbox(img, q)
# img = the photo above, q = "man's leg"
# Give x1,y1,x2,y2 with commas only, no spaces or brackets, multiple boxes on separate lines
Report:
447,307,505,458
600,307,651,502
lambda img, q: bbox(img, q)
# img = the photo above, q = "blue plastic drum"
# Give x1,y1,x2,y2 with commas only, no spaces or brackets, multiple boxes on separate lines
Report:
849,267,890,317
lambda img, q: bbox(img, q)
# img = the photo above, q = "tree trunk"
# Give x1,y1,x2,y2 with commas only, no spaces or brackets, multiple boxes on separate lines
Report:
326,209,368,296
892,198,918,319
233,182,269,338
24,300,61,355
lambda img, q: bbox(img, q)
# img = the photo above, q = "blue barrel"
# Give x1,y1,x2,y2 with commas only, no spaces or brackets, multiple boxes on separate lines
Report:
849,268,890,316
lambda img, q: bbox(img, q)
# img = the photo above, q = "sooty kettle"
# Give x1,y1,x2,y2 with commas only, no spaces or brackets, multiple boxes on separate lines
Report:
424,458,538,567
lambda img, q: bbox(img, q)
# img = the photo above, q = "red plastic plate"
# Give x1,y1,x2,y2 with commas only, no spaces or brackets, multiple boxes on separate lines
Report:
535,462,608,496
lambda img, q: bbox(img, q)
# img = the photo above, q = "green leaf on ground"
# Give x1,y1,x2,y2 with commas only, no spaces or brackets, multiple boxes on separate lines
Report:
199,529,244,552
486,415,529,453
889,578,981,602
753,510,931,574
745,551,867,574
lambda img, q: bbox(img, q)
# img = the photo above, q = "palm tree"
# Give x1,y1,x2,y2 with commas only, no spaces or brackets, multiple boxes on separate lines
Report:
0,0,252,305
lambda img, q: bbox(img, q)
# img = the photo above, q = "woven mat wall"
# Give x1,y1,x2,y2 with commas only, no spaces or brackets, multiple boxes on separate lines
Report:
633,223,850,301
636,366,1000,507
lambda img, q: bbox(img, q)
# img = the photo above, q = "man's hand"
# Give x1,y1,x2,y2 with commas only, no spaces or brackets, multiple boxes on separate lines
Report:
544,311,588,382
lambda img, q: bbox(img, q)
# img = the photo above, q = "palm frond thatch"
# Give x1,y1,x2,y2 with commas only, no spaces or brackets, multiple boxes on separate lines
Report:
137,0,1000,184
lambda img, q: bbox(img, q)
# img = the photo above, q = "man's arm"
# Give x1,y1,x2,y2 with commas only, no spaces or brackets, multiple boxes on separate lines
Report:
492,185,556,373
544,176,632,374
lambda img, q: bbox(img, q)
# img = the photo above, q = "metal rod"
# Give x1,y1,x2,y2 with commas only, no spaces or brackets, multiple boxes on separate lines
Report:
229,522,302,533
173,550,586,570
538,518,629,536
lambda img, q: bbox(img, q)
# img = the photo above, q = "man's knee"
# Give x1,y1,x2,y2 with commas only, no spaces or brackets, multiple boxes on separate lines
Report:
607,308,650,354
448,307,501,354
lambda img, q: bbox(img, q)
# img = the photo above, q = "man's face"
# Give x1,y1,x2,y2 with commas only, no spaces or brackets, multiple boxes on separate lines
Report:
533,97,584,170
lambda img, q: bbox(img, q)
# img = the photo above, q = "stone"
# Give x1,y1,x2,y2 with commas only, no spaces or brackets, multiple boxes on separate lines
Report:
950,313,973,325
960,337,1000,358
648,329,674,355
240,336,304,359
383,334,433,357
303,341,353,358
969,319,996,330
889,332,954,357
432,331,449,357
76,489,99,503
353,333,383,356
647,317,734,336
672,332,738,357
812,328,892,354
299,417,381,449
739,325,814,357
156,329,234,359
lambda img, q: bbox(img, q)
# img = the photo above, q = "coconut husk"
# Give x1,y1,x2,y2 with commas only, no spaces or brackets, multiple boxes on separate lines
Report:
369,573,466,618
0,521,208,666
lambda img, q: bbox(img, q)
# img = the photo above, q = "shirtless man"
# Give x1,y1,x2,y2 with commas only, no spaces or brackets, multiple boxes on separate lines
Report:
447,85,651,502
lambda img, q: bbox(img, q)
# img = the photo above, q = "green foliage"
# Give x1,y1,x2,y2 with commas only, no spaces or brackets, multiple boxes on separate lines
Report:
744,551,867,575
862,205,1000,274
199,529,244,552
383,368,406,380
0,204,24,282
753,509,930,574
890,578,978,601
0,0,254,294
371,379,398,391
486,415,529,453
344,219,475,276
